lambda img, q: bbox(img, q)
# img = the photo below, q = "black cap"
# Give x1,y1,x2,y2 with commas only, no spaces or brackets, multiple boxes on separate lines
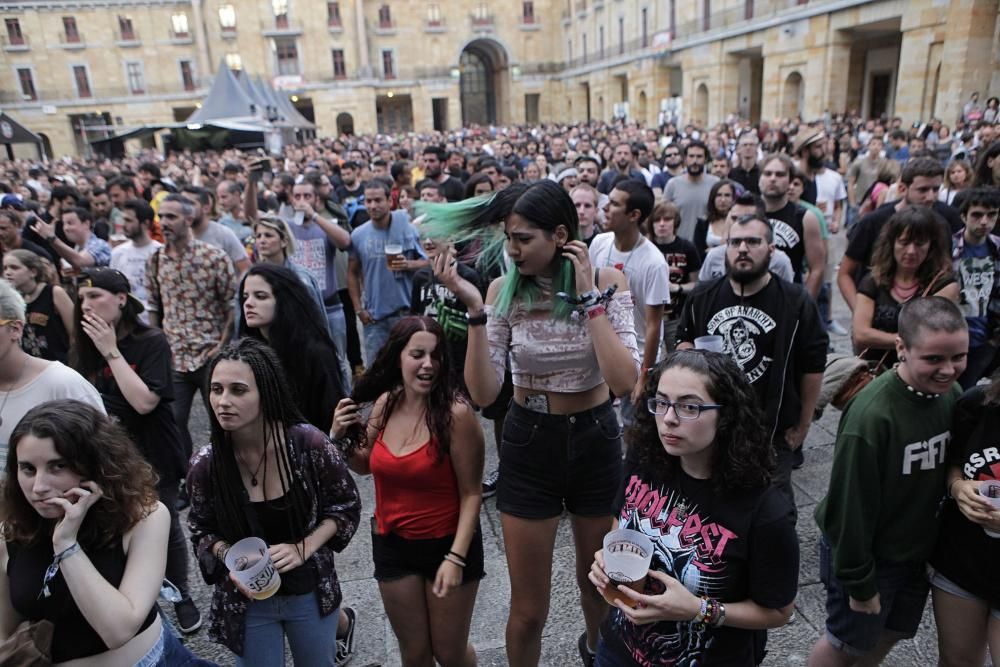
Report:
78,267,144,313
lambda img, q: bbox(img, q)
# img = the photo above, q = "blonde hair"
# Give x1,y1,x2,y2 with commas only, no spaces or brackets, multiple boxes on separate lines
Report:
254,215,296,258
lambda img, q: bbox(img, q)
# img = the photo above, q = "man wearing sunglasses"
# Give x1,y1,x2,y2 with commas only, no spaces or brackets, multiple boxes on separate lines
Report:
675,212,828,521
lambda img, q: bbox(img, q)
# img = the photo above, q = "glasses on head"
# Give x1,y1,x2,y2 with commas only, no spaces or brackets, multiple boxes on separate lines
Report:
726,236,766,249
647,397,723,421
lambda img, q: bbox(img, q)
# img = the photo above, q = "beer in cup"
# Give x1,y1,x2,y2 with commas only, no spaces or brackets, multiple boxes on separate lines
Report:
694,335,725,353
385,243,404,270
602,528,653,608
225,537,282,600
979,481,1000,538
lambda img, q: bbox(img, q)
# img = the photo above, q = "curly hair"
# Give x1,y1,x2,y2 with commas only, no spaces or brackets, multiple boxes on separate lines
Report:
869,207,952,290
341,316,461,461
2,400,159,547
624,350,773,494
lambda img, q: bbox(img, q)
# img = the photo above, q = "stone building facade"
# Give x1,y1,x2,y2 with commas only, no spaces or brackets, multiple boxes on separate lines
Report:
1,0,998,157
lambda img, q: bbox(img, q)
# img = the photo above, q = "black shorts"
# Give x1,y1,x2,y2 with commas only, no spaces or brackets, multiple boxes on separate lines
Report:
497,398,623,519
372,521,486,584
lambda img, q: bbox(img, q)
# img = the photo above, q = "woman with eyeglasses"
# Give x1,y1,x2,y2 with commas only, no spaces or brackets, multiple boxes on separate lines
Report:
588,350,799,666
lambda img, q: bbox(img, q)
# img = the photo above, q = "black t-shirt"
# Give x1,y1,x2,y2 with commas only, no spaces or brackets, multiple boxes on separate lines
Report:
729,165,761,195
677,278,782,389
856,272,956,363
767,201,806,282
601,452,798,666
846,201,963,284
930,386,1000,609
93,329,187,484
654,237,702,316
439,176,465,203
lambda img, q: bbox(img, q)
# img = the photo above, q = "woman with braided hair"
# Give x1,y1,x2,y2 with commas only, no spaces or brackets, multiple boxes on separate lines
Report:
186,337,361,666
420,179,640,666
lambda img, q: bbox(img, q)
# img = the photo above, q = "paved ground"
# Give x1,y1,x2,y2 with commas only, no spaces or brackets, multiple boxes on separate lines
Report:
166,233,946,666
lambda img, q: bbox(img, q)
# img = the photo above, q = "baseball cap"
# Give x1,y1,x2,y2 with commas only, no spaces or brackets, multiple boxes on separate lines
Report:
0,194,25,211
78,267,144,313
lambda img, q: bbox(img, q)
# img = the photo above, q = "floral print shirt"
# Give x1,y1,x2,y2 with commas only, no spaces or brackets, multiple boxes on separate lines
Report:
145,239,236,372
187,424,362,655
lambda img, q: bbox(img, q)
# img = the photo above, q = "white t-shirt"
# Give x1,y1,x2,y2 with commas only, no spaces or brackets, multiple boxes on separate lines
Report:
589,232,671,350
813,168,847,219
111,239,162,316
0,362,106,472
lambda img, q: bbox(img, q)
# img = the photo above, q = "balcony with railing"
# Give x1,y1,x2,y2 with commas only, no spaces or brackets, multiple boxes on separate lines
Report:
262,16,303,36
1,33,29,51
0,82,204,105
668,0,815,45
424,18,446,33
168,26,192,43
57,31,86,48
115,27,140,46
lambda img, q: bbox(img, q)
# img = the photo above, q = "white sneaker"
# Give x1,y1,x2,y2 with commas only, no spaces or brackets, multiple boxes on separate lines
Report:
827,320,849,336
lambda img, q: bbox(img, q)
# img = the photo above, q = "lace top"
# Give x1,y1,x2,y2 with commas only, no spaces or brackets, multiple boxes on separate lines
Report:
484,284,640,393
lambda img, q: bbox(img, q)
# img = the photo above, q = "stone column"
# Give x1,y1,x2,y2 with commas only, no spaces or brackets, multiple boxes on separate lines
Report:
190,0,213,82
894,26,936,125
937,0,997,124
354,0,371,78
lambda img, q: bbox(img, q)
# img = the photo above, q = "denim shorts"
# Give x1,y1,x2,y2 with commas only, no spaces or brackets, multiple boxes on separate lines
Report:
928,566,1000,621
497,398,623,519
819,538,930,656
372,522,486,583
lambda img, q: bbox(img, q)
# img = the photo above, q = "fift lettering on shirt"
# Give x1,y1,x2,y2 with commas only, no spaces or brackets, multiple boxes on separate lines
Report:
964,446,1000,479
902,431,949,475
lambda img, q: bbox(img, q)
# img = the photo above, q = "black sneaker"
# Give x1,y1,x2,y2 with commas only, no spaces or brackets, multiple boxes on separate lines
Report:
174,597,202,634
578,632,595,667
482,469,499,498
336,606,357,666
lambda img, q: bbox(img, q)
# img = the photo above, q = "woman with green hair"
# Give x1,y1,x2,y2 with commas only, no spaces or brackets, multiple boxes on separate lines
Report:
425,179,640,666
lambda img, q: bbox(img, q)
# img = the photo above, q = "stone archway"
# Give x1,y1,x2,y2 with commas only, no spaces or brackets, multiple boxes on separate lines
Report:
637,90,648,125
458,38,509,125
693,83,709,125
336,112,354,136
782,72,804,119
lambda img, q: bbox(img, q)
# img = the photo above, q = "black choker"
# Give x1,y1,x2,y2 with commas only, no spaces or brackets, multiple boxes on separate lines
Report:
896,370,940,399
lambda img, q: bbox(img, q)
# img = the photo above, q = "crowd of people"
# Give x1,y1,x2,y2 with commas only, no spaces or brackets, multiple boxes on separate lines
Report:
0,103,999,666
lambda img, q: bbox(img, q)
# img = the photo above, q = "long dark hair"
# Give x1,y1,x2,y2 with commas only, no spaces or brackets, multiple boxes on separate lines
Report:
625,350,773,493
238,263,344,401
705,179,737,222
341,316,460,461
974,142,1000,187
2,400,159,547
71,289,150,382
203,339,310,551
869,207,951,290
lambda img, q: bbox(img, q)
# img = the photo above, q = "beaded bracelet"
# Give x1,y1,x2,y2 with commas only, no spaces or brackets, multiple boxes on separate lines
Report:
40,542,82,599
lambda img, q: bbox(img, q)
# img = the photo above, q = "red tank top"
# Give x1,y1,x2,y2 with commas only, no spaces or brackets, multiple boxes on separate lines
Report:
369,432,459,539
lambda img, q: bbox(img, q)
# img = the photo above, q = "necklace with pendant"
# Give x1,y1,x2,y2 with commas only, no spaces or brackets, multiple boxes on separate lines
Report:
236,447,267,487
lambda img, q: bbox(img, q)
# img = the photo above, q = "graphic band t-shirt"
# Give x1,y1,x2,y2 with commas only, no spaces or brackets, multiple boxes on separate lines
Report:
767,201,806,282
930,386,1000,609
601,454,798,666
654,236,702,317
955,242,995,348
678,278,781,387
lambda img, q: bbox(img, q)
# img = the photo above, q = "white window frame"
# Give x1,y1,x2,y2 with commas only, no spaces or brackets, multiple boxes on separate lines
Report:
171,13,189,36
13,65,37,100
219,4,237,29
123,59,145,94
177,58,197,90
272,37,301,77
225,53,242,70
69,62,92,98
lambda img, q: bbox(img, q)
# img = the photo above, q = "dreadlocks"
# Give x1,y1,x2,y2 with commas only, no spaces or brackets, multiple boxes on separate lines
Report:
204,338,310,560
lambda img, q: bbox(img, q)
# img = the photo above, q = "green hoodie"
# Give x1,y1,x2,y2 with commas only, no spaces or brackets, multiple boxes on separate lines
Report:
815,370,960,601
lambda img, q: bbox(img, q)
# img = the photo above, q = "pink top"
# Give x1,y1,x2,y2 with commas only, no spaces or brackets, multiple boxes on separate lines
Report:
484,289,640,393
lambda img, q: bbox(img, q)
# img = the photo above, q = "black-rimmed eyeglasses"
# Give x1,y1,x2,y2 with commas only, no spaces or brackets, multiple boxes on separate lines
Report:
646,397,723,420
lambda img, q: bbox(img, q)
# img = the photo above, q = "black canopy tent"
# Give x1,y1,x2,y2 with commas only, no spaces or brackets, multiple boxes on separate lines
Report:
0,111,45,160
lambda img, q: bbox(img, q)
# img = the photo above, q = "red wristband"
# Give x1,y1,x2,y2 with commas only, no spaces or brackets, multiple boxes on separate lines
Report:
585,304,606,320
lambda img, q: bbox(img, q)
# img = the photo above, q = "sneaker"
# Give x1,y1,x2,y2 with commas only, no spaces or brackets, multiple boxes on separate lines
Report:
336,606,357,666
482,470,499,498
577,632,595,667
174,597,202,634
827,320,849,336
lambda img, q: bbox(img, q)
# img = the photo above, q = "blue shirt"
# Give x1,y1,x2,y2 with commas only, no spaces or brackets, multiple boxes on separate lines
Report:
957,241,993,348
349,211,425,320
290,218,339,302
